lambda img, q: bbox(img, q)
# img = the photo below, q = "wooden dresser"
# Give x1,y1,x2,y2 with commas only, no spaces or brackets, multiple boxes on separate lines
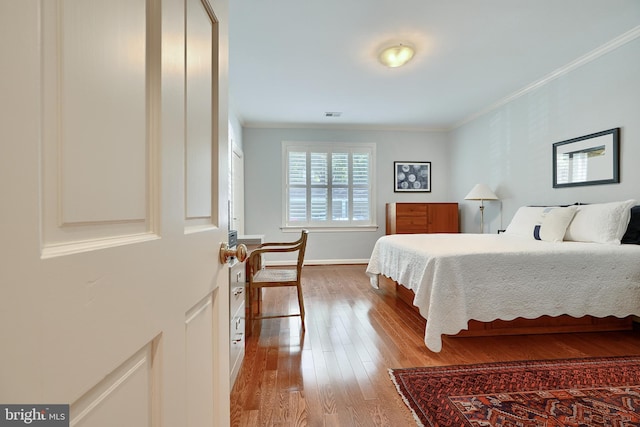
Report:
386,202,459,234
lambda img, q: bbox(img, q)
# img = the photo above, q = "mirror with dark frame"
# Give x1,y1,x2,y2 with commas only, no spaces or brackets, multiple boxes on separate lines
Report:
553,128,620,188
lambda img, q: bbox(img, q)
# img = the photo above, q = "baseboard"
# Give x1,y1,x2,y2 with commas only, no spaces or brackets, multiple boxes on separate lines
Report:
265,259,369,266
307,259,369,265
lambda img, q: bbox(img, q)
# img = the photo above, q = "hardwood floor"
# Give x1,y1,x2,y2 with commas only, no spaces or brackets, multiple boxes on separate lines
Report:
230,264,640,426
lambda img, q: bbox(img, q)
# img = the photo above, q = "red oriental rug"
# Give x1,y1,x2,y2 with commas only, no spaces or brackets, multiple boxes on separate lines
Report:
390,356,640,427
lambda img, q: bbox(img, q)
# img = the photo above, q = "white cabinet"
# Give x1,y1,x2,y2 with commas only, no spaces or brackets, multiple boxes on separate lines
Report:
229,258,245,390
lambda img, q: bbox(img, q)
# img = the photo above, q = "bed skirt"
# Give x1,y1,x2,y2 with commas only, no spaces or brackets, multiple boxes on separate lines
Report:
390,277,634,337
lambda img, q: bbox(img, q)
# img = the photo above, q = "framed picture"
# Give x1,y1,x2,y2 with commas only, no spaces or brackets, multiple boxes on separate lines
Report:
394,161,431,192
552,128,620,188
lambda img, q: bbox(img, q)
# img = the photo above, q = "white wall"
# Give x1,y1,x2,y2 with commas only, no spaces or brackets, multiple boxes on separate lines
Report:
243,127,450,262
450,37,640,233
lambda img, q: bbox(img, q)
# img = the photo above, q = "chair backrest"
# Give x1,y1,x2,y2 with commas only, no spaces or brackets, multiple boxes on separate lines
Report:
248,229,309,276
295,229,309,275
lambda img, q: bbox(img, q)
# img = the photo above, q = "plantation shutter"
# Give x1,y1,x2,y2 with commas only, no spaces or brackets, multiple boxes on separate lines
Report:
283,142,375,228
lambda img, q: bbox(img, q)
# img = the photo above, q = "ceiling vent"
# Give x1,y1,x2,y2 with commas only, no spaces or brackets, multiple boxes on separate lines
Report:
324,112,342,118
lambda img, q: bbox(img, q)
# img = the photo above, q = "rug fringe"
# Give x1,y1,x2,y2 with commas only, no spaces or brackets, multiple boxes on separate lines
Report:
388,368,425,427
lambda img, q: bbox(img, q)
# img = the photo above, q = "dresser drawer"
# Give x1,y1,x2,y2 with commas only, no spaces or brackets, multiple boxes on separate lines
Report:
230,261,246,315
396,217,427,226
230,302,245,389
396,203,427,217
395,222,428,233
230,283,245,315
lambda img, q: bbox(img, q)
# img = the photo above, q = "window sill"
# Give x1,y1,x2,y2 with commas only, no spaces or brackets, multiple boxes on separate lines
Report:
281,225,379,233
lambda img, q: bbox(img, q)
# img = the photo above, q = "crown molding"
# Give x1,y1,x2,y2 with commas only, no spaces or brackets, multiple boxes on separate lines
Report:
453,25,640,130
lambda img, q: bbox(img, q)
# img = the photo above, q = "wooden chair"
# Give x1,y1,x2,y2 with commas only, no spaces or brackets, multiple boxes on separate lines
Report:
247,230,309,331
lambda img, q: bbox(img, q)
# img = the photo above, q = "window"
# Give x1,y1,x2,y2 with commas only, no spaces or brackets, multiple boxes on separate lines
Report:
283,142,376,229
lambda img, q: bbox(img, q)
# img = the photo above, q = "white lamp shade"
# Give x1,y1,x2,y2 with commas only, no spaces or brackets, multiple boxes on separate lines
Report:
464,183,498,201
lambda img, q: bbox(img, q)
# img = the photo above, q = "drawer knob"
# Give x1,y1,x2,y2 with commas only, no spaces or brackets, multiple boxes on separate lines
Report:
232,333,244,344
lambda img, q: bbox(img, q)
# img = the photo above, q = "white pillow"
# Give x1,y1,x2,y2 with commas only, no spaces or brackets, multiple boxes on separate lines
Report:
504,206,546,239
564,200,636,244
536,206,577,242
504,206,577,242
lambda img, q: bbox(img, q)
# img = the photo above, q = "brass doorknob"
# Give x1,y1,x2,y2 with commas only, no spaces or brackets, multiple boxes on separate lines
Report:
219,242,248,264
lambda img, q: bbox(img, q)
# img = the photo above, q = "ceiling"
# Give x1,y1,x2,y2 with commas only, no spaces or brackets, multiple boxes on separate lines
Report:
228,1,640,131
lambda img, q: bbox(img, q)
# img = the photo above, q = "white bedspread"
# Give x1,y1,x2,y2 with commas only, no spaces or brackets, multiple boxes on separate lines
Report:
366,233,640,352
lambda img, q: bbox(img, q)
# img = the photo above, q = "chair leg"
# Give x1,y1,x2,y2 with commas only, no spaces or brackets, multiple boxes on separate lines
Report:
296,283,305,331
247,286,252,332
256,288,262,314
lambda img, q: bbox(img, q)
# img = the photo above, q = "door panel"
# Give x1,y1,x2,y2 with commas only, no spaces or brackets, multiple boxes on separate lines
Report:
0,0,230,425
185,295,215,427
58,0,147,225
70,342,157,427
186,0,214,221
41,0,157,254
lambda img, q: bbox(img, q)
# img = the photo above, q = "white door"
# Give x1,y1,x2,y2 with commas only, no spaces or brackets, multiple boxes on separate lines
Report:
0,0,231,426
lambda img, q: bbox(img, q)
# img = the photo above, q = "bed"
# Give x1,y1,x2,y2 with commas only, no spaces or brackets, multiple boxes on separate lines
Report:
366,200,640,352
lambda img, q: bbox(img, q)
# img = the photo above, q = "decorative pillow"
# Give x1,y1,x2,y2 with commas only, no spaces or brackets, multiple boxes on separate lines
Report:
564,199,636,244
535,206,578,242
504,206,577,242
621,205,640,244
504,206,546,239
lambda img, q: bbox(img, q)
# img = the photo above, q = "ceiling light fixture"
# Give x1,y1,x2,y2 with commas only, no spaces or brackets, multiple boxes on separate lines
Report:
378,44,415,68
